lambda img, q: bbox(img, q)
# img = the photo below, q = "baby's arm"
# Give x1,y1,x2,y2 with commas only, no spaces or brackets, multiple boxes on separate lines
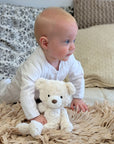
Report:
68,55,88,112
30,103,47,125
16,48,47,125
20,77,40,119
19,53,42,119
20,75,47,125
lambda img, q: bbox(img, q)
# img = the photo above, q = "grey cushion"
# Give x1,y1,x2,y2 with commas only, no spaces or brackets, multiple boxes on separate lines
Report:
74,0,114,29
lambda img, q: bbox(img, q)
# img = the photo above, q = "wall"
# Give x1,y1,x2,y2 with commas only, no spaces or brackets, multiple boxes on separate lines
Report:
0,0,73,8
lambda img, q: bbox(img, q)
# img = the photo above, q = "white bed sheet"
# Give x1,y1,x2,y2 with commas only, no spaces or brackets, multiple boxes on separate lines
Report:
84,88,114,106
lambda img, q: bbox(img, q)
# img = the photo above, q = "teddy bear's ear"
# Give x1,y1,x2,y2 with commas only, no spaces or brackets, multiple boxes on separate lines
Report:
35,78,46,90
66,82,76,95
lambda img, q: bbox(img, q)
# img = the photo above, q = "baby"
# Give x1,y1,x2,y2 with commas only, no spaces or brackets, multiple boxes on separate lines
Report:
0,7,88,125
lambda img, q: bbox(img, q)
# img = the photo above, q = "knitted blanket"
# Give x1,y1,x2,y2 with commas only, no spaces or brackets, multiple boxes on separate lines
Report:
74,24,114,88
0,102,114,144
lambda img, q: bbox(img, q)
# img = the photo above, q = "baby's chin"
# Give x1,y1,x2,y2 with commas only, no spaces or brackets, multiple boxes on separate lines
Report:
61,54,71,61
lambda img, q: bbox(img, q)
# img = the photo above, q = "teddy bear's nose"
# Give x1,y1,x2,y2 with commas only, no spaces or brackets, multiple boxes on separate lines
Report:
52,99,57,104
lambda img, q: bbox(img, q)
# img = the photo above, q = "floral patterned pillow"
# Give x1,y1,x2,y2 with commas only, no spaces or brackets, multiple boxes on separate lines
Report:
0,4,73,80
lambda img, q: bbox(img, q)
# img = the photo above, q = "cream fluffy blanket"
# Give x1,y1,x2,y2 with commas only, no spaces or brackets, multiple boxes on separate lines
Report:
0,102,114,144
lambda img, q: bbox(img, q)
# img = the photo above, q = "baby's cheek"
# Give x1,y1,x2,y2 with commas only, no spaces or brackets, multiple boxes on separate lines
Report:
53,47,68,58
59,49,68,56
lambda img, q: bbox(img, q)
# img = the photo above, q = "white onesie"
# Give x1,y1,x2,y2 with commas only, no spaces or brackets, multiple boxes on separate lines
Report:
0,46,84,119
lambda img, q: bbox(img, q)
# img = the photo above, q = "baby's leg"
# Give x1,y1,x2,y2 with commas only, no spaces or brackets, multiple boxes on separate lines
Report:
0,79,20,104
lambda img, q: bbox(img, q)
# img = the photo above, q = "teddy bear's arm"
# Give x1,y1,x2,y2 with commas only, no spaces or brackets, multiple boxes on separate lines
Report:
37,103,46,113
60,108,73,132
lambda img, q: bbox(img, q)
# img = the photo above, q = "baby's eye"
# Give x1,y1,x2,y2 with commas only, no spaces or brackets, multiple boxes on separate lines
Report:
65,40,70,44
48,95,50,97
73,39,76,43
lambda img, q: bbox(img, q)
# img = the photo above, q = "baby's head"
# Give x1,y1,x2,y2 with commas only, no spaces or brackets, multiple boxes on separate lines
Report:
34,7,78,61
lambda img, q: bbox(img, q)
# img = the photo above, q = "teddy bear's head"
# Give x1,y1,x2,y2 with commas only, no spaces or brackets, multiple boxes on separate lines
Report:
35,78,76,109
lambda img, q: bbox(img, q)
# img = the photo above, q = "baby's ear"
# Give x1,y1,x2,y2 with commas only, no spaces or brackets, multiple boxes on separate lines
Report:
35,78,46,90
39,36,48,50
66,82,76,95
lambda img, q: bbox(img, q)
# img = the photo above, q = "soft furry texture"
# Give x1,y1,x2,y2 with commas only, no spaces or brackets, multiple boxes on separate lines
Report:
0,101,114,144
16,79,75,137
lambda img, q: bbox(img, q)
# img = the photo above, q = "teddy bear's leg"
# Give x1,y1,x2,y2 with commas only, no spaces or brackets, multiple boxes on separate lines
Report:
43,122,59,130
29,120,43,137
16,123,30,135
60,108,73,132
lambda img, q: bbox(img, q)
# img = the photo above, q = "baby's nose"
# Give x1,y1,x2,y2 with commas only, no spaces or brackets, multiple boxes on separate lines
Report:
52,99,57,104
69,43,75,51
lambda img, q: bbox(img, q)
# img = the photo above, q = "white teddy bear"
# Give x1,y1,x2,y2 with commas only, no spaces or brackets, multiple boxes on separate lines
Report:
16,78,76,137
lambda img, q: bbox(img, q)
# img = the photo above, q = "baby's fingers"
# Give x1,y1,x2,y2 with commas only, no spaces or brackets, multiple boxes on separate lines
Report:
84,104,88,111
76,105,81,113
70,102,74,111
79,104,86,112
43,117,47,125
80,104,88,112
83,103,88,111
42,120,47,125
41,118,47,125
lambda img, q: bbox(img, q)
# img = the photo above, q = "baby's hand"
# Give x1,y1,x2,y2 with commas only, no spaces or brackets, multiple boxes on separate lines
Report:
30,115,47,125
70,98,88,113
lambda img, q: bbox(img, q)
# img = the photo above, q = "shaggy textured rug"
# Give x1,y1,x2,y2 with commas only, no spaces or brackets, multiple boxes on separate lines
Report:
0,102,114,144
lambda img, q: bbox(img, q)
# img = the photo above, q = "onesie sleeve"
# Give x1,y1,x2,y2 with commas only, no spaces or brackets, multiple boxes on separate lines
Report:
19,57,41,120
68,55,85,99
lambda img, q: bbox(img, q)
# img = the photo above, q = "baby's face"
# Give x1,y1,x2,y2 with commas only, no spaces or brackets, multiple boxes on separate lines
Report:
46,20,78,61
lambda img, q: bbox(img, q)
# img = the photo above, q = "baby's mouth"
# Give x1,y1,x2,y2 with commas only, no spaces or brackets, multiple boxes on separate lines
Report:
66,53,72,57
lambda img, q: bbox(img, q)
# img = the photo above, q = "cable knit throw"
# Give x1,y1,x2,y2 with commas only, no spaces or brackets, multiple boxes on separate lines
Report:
73,0,114,29
74,24,114,88
0,102,114,144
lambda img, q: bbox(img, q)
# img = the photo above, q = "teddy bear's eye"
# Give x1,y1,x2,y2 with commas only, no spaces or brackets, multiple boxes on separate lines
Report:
60,96,63,99
48,95,50,97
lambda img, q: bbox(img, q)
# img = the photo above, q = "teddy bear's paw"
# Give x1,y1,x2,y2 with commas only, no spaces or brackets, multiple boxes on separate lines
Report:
29,120,43,137
16,123,30,135
61,122,73,132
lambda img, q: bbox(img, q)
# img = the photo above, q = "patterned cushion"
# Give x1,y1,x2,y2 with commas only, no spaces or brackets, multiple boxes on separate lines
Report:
0,4,73,80
73,0,114,29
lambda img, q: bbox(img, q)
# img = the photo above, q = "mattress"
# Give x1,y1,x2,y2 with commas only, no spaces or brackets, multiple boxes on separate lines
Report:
84,88,114,106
